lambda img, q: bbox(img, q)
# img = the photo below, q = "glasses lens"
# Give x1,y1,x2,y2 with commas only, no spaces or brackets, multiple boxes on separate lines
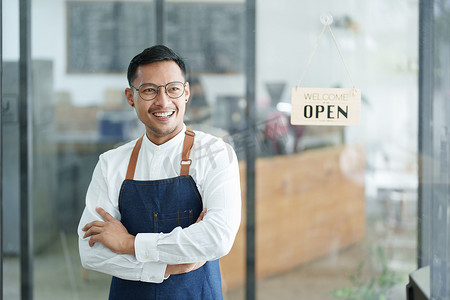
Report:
166,82,185,99
138,84,158,100
137,82,185,100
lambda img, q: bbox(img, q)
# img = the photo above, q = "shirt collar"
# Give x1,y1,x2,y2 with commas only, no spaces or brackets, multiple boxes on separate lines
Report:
142,124,187,152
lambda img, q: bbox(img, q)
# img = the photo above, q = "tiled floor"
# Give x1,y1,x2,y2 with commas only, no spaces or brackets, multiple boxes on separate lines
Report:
3,212,416,300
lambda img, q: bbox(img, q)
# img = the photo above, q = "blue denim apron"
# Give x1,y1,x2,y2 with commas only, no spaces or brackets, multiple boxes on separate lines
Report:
109,129,223,300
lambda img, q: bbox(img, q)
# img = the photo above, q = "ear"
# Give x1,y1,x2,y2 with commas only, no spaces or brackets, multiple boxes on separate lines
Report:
184,81,190,103
125,88,135,107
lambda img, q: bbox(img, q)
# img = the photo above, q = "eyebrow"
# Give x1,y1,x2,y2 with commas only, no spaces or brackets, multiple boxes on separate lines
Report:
139,81,185,87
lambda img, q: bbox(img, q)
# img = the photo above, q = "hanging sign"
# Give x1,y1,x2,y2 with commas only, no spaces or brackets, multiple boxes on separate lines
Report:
291,14,361,126
291,87,361,126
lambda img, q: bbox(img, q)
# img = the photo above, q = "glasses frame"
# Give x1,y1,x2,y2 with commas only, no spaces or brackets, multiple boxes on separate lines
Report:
130,81,187,101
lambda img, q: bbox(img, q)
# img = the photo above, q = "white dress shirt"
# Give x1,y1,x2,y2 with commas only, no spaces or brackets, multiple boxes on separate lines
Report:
78,125,241,283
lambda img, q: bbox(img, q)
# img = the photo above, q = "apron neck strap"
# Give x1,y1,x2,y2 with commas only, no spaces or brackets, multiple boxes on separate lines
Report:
125,136,143,180
125,128,195,180
180,128,195,176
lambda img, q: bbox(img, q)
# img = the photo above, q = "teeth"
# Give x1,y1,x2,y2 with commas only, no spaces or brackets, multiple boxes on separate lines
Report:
153,111,174,118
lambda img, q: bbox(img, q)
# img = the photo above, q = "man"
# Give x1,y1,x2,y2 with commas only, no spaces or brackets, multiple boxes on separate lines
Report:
78,45,241,299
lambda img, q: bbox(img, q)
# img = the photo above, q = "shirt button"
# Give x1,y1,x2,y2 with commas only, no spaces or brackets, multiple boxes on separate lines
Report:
150,276,155,281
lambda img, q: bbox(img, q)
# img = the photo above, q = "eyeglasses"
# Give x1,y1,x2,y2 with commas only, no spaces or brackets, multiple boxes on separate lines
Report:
131,81,186,101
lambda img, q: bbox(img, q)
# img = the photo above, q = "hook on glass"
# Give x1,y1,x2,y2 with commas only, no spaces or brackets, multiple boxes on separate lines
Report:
320,13,333,25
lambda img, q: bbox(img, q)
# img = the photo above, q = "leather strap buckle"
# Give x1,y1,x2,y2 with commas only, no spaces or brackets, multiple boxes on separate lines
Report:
180,159,192,166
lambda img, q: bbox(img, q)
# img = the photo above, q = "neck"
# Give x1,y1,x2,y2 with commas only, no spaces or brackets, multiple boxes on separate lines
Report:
145,126,184,145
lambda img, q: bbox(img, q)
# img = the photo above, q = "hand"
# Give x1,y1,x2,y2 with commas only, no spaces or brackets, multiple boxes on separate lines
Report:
196,208,207,223
165,261,206,276
165,208,207,277
82,207,135,255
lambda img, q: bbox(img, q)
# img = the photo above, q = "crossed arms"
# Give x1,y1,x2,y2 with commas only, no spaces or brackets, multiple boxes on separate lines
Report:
77,139,241,283
82,207,208,277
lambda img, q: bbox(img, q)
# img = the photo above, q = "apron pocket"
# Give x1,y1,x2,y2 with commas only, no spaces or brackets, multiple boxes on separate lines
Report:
154,209,196,233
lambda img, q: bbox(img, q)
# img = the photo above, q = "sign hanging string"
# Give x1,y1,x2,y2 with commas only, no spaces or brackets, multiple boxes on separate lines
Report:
297,17,356,89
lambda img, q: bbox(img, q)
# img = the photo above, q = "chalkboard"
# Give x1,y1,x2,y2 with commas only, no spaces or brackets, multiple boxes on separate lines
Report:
67,1,156,73
165,2,245,74
67,1,245,74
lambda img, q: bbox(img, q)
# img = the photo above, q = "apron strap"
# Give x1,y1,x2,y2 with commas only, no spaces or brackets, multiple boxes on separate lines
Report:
180,127,195,176
125,128,195,180
125,135,144,180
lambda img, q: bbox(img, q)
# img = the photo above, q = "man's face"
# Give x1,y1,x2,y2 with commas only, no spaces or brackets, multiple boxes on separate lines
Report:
125,60,190,145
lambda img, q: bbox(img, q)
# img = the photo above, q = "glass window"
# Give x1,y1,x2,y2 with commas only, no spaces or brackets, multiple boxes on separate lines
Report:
2,0,448,299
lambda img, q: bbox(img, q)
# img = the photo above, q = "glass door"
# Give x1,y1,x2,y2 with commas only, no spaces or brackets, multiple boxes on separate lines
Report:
2,0,449,299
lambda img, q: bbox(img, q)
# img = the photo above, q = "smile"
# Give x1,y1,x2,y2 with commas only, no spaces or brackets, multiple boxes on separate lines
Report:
152,111,175,119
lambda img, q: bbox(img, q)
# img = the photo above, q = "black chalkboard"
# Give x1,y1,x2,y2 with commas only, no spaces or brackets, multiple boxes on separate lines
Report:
165,2,245,74
67,1,156,73
67,1,245,74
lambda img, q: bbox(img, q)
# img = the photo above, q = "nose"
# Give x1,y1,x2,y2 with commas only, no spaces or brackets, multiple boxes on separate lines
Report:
153,86,171,107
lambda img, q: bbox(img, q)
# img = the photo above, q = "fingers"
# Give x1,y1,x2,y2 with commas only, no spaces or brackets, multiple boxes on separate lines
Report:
196,208,207,223
81,207,115,233
183,261,206,273
199,261,206,269
87,233,105,247
82,221,104,238
83,225,100,246
82,220,104,233
96,207,115,222
81,207,114,232
194,261,206,270
165,261,207,276
88,235,98,247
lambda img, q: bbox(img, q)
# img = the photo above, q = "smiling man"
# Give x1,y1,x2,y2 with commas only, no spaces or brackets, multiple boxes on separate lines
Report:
77,45,241,300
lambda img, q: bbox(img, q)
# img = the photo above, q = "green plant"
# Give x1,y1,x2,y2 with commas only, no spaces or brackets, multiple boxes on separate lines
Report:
330,246,402,300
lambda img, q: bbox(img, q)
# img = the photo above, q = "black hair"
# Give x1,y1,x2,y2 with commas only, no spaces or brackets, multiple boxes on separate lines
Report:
127,45,187,86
